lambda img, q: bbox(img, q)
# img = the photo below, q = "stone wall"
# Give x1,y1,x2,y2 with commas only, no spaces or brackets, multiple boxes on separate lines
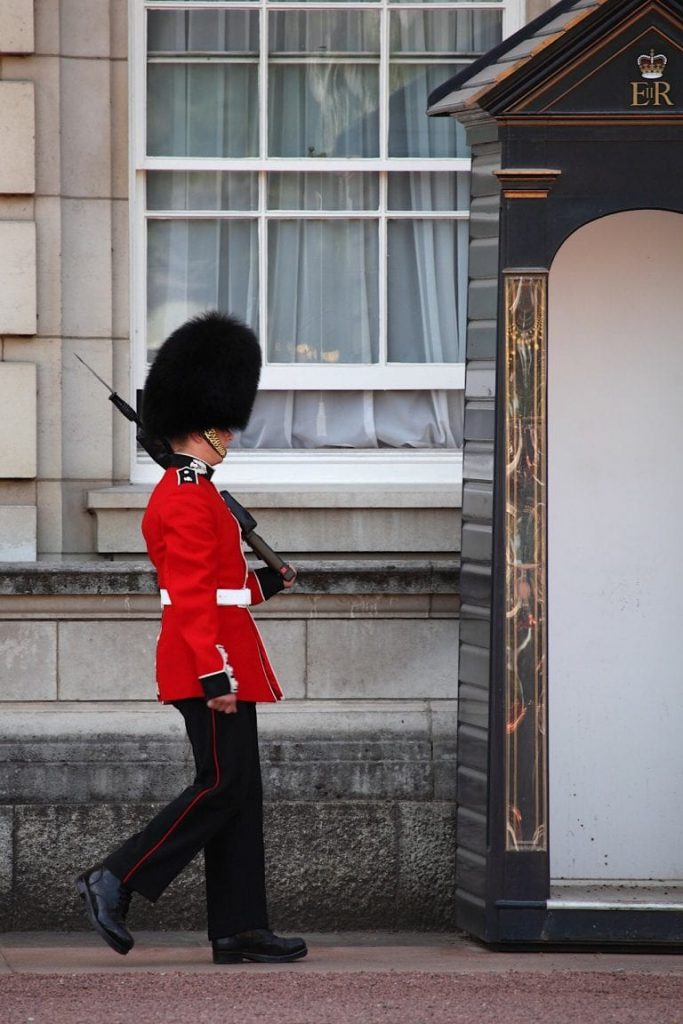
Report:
0,702,458,933
0,561,460,932
0,0,129,558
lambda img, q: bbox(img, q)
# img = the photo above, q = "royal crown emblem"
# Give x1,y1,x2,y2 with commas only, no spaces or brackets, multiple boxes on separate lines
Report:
638,48,667,79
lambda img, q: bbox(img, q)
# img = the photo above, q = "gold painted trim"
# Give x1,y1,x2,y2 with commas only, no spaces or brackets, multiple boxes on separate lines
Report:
496,169,562,180
500,115,683,126
496,169,562,201
504,273,549,854
503,190,552,199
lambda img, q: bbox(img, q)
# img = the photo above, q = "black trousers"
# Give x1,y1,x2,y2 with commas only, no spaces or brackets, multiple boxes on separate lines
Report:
104,699,268,939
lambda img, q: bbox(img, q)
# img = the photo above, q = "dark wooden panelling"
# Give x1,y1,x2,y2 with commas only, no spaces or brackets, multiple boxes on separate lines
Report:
455,889,487,936
458,724,488,773
460,564,492,604
457,807,487,855
465,364,496,400
463,444,494,483
471,153,503,198
457,765,487,810
464,402,496,442
459,645,491,687
471,195,502,239
460,602,491,622
456,847,487,898
456,132,500,941
458,693,489,730
468,278,499,320
467,320,497,359
462,482,493,521
470,237,500,279
461,521,493,561
458,674,489,702
459,617,491,649
466,118,500,147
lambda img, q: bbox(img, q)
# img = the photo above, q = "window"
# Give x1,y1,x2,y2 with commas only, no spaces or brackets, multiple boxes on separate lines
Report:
131,0,524,484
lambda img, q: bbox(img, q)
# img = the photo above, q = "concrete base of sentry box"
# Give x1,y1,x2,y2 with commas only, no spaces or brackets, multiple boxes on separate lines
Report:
490,903,683,948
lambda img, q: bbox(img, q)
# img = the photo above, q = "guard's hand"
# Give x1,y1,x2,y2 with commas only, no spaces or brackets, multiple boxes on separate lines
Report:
281,565,297,589
207,693,238,715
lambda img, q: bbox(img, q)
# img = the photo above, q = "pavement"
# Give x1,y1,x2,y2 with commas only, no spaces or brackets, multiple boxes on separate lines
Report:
1,931,683,1024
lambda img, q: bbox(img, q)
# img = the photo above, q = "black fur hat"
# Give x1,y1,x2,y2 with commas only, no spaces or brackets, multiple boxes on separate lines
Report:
142,311,262,439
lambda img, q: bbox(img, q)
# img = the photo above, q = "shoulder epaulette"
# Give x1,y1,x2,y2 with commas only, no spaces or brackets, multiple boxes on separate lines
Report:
176,467,199,486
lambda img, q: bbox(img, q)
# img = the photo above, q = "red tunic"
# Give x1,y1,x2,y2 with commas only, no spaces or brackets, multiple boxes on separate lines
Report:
142,464,284,703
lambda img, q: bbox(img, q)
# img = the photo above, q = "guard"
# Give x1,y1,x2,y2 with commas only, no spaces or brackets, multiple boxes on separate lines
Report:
75,311,307,964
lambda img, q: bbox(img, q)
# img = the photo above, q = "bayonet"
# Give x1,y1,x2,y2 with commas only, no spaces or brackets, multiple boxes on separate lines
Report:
75,353,115,394
75,353,139,424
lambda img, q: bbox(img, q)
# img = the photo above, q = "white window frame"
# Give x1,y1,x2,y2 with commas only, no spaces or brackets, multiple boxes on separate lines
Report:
129,0,525,485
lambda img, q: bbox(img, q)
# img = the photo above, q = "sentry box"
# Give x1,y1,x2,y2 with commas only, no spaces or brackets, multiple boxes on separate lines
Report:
429,0,683,946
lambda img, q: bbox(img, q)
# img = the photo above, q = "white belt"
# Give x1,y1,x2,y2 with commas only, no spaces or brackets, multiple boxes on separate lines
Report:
160,588,251,607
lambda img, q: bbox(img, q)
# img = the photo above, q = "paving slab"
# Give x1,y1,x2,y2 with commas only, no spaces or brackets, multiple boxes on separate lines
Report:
1,931,683,976
0,932,682,1024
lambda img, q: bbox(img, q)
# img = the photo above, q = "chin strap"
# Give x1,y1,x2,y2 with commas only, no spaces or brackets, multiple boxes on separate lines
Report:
203,428,228,459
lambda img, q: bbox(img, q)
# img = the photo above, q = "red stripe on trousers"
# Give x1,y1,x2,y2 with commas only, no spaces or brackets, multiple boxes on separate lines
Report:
122,709,221,885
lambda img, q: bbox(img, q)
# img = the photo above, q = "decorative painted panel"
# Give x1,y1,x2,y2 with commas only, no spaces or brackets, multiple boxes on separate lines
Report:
503,273,547,852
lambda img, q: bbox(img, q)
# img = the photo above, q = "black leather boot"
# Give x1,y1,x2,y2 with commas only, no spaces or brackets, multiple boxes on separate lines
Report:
212,929,308,964
75,866,134,955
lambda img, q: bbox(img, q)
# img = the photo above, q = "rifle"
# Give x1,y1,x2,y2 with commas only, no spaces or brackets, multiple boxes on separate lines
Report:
75,354,297,582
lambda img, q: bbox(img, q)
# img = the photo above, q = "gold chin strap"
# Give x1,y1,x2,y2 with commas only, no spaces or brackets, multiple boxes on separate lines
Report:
203,428,228,459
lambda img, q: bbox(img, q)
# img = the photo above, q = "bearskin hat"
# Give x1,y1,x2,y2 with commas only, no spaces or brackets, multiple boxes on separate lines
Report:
142,311,261,439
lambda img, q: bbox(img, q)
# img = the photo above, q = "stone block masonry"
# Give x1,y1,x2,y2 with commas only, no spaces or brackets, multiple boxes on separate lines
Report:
0,703,457,933
0,559,460,932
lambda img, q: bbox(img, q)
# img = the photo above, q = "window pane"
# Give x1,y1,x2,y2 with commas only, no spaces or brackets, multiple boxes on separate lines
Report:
389,62,469,157
387,220,464,363
268,173,378,210
148,10,259,54
268,221,378,363
389,0,502,4
387,172,459,211
269,11,380,54
148,64,259,157
268,12,380,157
390,10,503,53
147,219,258,358
147,172,258,210
273,0,377,4
269,64,379,157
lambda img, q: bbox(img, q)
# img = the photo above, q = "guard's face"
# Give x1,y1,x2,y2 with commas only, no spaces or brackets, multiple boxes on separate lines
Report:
202,427,234,464
214,428,234,453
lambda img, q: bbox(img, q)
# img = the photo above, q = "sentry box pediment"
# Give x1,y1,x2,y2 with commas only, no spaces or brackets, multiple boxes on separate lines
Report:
430,0,683,124
429,0,683,948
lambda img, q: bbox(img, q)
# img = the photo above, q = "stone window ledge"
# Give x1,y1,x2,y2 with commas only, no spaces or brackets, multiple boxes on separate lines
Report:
87,483,462,511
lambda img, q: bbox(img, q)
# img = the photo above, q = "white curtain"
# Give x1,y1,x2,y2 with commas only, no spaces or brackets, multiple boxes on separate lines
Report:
147,220,260,356
147,10,259,158
233,390,464,449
